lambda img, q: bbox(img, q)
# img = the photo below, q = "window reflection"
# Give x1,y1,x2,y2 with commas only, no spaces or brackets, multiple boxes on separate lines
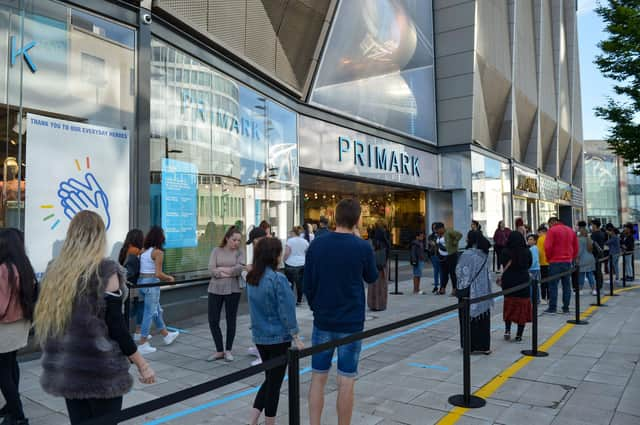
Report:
150,39,298,277
311,0,435,142
471,153,511,236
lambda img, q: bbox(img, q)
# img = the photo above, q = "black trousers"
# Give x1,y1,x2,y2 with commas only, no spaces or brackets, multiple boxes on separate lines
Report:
440,254,458,289
540,265,550,300
208,292,241,352
284,265,304,303
253,342,289,417
65,397,122,425
0,350,25,421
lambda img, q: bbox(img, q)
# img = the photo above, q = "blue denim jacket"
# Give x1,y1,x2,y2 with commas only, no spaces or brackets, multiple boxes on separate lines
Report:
247,267,299,345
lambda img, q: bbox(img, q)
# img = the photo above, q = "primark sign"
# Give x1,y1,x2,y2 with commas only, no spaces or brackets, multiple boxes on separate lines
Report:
298,115,438,188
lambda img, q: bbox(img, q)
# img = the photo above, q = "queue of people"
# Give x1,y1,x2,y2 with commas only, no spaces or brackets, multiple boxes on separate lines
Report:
1,206,636,425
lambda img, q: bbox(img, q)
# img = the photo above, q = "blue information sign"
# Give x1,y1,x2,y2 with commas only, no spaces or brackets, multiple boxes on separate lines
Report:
161,159,198,249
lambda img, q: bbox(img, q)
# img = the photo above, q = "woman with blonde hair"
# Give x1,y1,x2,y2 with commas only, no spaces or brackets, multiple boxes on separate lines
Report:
35,211,156,425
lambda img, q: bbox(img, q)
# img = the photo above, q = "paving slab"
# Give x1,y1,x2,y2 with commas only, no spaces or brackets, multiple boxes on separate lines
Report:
5,277,640,425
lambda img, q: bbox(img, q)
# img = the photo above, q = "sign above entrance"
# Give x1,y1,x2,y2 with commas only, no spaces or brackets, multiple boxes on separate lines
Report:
298,116,438,188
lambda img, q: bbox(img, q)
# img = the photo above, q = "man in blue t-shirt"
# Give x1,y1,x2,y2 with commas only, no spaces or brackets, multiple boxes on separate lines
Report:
303,198,378,425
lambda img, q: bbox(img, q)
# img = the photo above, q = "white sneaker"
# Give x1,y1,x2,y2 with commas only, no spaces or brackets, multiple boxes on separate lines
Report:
251,357,262,366
163,331,179,345
592,289,597,296
138,342,156,355
247,346,260,357
224,351,234,362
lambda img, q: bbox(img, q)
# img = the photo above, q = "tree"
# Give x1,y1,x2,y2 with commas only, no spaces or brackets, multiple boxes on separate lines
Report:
594,0,640,173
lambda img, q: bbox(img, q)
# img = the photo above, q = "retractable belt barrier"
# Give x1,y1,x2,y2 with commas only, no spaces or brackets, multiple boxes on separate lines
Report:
82,253,635,424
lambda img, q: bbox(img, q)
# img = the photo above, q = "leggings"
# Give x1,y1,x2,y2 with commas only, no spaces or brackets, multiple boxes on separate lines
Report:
65,397,122,425
505,321,525,337
440,254,458,290
253,342,290,417
208,292,241,352
0,350,25,421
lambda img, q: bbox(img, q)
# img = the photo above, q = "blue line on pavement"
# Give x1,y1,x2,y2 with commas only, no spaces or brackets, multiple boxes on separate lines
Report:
166,326,190,334
408,362,449,372
144,310,459,424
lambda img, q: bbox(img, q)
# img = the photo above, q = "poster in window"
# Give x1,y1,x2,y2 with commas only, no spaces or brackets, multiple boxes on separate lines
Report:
25,113,129,274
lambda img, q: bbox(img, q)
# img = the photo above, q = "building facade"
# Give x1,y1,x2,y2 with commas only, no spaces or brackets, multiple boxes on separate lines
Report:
584,139,640,226
0,0,584,279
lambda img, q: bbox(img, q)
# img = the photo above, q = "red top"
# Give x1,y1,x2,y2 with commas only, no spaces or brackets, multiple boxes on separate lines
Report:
544,223,579,263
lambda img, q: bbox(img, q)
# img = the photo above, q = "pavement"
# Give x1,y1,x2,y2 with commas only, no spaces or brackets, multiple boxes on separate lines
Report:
8,264,640,425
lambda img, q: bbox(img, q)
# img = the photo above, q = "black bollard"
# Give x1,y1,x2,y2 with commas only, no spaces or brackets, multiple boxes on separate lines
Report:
390,253,403,295
522,279,549,357
448,297,486,408
287,347,301,425
567,275,588,325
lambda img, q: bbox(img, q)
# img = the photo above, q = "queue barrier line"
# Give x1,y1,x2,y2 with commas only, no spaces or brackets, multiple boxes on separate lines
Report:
436,284,640,425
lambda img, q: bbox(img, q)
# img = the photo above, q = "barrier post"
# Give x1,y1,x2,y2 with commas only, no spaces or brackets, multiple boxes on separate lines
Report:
287,347,301,425
448,297,486,408
567,271,588,325
609,256,619,296
633,251,635,279
390,253,403,295
522,279,548,357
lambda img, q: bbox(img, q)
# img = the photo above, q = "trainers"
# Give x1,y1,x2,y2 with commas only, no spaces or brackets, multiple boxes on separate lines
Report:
206,353,224,362
592,289,597,296
543,308,557,314
138,342,156,355
251,357,262,366
163,331,179,345
418,291,425,295
515,336,523,343
224,351,234,362
562,308,570,314
247,346,260,357
432,287,439,294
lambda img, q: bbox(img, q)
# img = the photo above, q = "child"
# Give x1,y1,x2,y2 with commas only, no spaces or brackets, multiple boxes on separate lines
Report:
527,234,541,304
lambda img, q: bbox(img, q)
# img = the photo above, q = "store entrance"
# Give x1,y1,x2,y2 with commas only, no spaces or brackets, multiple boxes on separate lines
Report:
301,173,426,249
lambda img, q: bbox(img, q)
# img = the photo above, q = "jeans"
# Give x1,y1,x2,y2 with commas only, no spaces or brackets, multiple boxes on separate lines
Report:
529,270,541,303
440,254,458,290
208,292,241,352
0,350,25,421
131,297,144,326
138,277,166,338
430,255,441,288
578,271,596,290
253,342,289,417
624,254,633,279
311,327,362,377
611,255,620,280
284,265,304,303
65,396,122,425
548,262,572,312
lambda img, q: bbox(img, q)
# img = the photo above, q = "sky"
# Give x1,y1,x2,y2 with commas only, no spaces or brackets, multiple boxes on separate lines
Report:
577,0,616,141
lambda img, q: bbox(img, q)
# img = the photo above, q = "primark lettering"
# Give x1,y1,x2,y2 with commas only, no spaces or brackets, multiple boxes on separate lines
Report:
181,90,261,141
338,136,420,177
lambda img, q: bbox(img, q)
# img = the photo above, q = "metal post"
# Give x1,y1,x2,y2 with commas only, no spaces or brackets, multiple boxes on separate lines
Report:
567,272,588,325
287,347,301,425
390,253,403,295
633,251,635,279
448,297,486,408
591,258,606,307
522,279,548,357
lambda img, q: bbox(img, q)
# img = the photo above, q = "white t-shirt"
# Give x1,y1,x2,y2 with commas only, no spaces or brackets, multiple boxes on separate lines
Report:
285,236,309,267
437,236,447,257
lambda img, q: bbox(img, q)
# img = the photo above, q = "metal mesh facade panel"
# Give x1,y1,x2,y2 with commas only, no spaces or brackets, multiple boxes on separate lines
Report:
155,0,332,94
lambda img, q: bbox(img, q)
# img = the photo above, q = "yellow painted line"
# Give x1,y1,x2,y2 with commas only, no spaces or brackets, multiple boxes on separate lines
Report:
436,285,639,425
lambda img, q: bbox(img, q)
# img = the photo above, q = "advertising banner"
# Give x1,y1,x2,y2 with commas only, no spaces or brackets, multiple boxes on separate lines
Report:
25,113,129,274
161,158,198,249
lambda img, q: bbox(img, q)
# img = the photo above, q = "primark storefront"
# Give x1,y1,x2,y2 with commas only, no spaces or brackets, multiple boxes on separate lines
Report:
3,0,475,279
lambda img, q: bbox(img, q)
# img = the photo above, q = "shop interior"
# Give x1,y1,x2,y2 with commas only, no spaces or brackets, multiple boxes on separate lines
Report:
301,173,426,249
